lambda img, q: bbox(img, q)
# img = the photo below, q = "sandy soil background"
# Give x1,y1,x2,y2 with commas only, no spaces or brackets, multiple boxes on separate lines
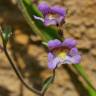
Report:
0,0,96,96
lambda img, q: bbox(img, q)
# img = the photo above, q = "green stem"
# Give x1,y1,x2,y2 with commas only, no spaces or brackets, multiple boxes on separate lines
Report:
73,64,96,96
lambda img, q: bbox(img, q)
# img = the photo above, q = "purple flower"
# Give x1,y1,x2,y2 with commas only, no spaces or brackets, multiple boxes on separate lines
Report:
34,2,66,26
48,38,81,69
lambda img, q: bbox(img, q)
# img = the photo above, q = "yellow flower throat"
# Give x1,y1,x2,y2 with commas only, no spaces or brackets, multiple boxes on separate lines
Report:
58,52,66,58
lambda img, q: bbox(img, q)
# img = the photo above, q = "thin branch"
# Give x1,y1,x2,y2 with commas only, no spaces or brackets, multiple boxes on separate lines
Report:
0,26,41,95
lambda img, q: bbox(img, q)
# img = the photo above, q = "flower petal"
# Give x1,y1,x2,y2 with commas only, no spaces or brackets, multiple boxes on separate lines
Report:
48,57,60,69
69,47,79,56
33,15,44,22
44,15,64,26
48,39,61,50
48,52,54,62
38,2,50,16
60,55,79,64
62,54,81,64
51,6,66,16
63,56,72,64
62,38,77,48
44,17,57,26
72,55,81,64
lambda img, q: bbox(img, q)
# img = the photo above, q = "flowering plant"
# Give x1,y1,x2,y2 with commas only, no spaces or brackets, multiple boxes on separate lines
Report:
0,0,96,96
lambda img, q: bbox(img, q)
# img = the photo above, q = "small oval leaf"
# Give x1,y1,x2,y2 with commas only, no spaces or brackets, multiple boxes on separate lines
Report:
3,25,12,45
42,76,54,94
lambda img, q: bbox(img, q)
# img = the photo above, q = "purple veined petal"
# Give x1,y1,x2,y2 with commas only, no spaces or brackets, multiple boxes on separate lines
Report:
48,39,61,50
33,15,44,22
71,55,81,64
44,17,57,26
48,57,60,69
69,47,79,56
38,2,50,16
51,6,66,16
48,52,54,62
62,38,77,49
62,56,72,64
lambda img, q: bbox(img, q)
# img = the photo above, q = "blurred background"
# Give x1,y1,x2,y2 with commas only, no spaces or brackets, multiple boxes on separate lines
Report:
0,0,96,96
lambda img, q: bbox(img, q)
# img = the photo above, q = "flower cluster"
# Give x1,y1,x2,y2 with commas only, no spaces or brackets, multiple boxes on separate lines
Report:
34,2,66,26
48,38,81,69
34,2,81,70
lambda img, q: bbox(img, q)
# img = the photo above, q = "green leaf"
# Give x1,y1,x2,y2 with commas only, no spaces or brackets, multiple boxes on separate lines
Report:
42,76,53,93
18,0,61,42
2,26,12,45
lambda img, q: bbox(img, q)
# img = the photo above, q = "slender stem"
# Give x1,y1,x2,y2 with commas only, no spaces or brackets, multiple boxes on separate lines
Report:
73,64,96,96
0,27,41,95
73,64,96,91
52,69,56,81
